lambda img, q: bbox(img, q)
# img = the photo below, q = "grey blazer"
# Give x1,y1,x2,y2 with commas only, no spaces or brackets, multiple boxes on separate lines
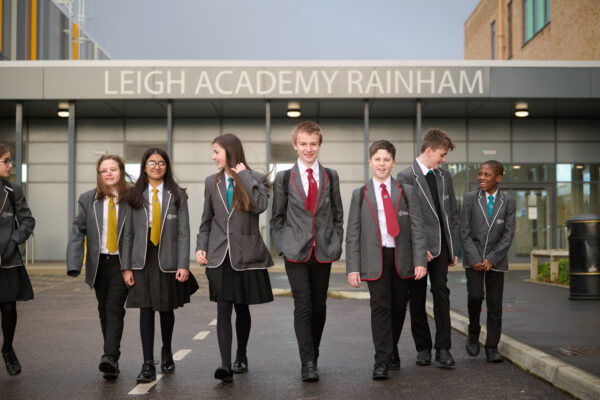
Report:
397,160,459,262
460,190,516,272
270,162,344,263
346,179,427,280
66,189,131,288
125,186,190,272
197,170,273,270
0,182,35,268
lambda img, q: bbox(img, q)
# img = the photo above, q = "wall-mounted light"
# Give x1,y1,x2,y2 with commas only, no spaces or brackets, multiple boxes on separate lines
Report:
512,165,521,170
287,101,301,118
57,102,70,118
514,101,529,118
575,165,584,169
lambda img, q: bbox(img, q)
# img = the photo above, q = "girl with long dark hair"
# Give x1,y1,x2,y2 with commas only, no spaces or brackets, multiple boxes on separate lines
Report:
196,133,273,383
123,148,198,384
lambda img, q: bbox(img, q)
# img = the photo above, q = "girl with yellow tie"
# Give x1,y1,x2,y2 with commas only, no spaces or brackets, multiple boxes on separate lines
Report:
123,148,198,384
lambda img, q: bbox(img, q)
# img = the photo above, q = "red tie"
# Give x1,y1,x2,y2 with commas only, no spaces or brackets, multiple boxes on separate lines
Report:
306,168,318,213
380,183,400,237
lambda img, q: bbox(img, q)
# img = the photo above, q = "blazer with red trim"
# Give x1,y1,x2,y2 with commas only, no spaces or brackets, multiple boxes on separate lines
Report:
345,178,427,280
270,162,344,263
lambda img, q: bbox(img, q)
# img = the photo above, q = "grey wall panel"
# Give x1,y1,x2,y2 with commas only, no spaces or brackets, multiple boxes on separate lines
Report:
28,119,68,141
173,142,213,164
173,119,220,141
490,67,590,98
513,118,555,141
28,182,68,260
370,119,414,141
447,142,467,162
422,118,466,140
556,119,600,141
0,67,43,99
222,119,266,141
468,118,510,141
592,69,600,98
125,119,167,141
76,142,124,163
468,142,510,163
76,164,97,182
28,164,68,182
557,142,600,163
512,142,555,163
29,142,68,163
271,118,299,142
318,119,365,141
77,119,124,142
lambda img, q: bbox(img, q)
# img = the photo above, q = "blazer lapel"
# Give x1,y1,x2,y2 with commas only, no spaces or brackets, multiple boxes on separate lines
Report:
161,189,171,221
365,182,379,231
291,163,306,200
314,162,328,213
477,191,491,226
491,191,504,223
216,173,230,214
411,161,437,214
391,178,402,213
117,197,126,241
93,198,103,245
435,169,445,208
0,186,8,212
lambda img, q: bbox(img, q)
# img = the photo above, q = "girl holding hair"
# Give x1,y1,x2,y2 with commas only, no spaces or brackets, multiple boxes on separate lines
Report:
123,148,198,383
67,154,131,380
0,143,35,376
196,133,273,383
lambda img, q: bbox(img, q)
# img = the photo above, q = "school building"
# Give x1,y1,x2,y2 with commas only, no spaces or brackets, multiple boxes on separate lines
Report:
0,60,599,262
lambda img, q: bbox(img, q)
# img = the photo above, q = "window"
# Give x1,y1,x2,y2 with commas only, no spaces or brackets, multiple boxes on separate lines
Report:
491,20,497,59
507,1,513,59
523,0,550,43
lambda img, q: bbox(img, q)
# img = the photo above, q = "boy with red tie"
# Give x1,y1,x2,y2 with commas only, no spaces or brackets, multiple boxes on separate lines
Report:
346,140,427,380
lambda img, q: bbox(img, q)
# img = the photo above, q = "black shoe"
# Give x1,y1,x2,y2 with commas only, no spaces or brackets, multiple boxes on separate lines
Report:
435,349,456,368
416,350,431,366
161,349,175,374
301,361,319,382
372,360,389,380
389,353,400,370
232,358,248,373
136,361,156,383
214,366,233,383
2,349,21,376
99,355,119,379
466,333,480,357
485,347,504,363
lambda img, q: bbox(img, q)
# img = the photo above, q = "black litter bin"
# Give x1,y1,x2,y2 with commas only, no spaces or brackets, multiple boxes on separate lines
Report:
567,214,600,300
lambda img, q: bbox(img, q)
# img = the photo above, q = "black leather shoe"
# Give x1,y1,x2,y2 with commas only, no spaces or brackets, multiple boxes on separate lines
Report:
416,350,431,366
214,366,233,382
161,349,175,374
3,350,21,376
435,349,455,368
485,347,504,363
136,361,156,383
301,361,319,382
372,360,389,380
99,355,119,380
389,353,400,370
466,333,480,357
232,358,248,373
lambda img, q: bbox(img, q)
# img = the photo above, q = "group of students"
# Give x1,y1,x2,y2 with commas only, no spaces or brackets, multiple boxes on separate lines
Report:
0,120,515,384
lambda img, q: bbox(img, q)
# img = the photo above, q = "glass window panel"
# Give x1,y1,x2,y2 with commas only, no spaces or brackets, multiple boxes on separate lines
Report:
545,0,551,24
556,164,572,182
525,0,535,41
535,0,546,31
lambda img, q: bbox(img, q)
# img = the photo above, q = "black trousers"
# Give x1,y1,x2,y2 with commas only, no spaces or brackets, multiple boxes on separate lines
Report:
367,248,411,363
400,274,432,353
466,268,505,348
285,254,331,365
427,241,452,350
94,254,128,359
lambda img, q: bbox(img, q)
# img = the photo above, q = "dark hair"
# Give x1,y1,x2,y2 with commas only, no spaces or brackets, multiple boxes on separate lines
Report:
212,133,256,213
0,143,11,158
95,154,131,202
292,121,323,145
421,128,455,153
127,148,183,209
482,160,504,176
369,140,396,159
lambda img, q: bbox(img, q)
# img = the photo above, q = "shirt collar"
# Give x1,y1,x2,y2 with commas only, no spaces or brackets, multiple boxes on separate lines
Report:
372,177,392,191
149,182,164,195
486,189,498,200
224,170,232,183
297,158,319,176
416,158,431,176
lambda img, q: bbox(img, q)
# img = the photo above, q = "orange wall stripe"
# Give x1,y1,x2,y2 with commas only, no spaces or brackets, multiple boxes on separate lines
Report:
73,23,78,60
30,0,37,60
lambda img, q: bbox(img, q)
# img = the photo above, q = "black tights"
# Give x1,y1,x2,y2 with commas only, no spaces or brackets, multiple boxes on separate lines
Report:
216,300,251,368
1,302,17,353
140,308,175,362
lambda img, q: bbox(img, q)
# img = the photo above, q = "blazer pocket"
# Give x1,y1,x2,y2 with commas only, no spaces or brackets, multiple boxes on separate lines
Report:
230,233,266,265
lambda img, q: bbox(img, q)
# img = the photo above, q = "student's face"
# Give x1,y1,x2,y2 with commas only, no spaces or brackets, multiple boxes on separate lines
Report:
425,147,448,169
212,143,227,170
0,152,12,178
98,159,121,190
478,164,502,193
293,132,321,167
145,153,166,182
369,149,395,182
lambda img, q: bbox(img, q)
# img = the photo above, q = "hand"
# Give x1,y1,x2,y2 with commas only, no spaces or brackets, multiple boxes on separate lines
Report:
426,250,434,262
472,262,484,271
483,258,493,271
347,272,361,288
123,270,134,287
176,268,189,282
231,163,246,174
195,250,207,265
414,266,427,280
449,256,458,266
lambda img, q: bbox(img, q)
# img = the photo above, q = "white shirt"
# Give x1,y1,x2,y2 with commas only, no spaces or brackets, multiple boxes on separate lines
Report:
416,158,432,176
148,183,164,227
101,192,119,255
486,189,498,202
297,159,320,196
224,171,233,187
373,177,395,248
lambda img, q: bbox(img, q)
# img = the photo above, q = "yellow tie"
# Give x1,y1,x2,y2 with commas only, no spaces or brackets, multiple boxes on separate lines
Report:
150,188,161,246
106,196,118,253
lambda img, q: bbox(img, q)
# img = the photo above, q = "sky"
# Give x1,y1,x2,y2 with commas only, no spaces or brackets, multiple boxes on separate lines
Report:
69,0,482,60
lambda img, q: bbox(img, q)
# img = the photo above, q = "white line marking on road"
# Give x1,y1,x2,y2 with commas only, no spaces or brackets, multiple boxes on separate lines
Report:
128,374,164,395
173,349,191,361
194,331,210,340
209,318,217,326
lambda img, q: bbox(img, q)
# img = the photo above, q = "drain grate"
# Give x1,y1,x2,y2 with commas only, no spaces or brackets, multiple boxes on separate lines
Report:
557,347,600,357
